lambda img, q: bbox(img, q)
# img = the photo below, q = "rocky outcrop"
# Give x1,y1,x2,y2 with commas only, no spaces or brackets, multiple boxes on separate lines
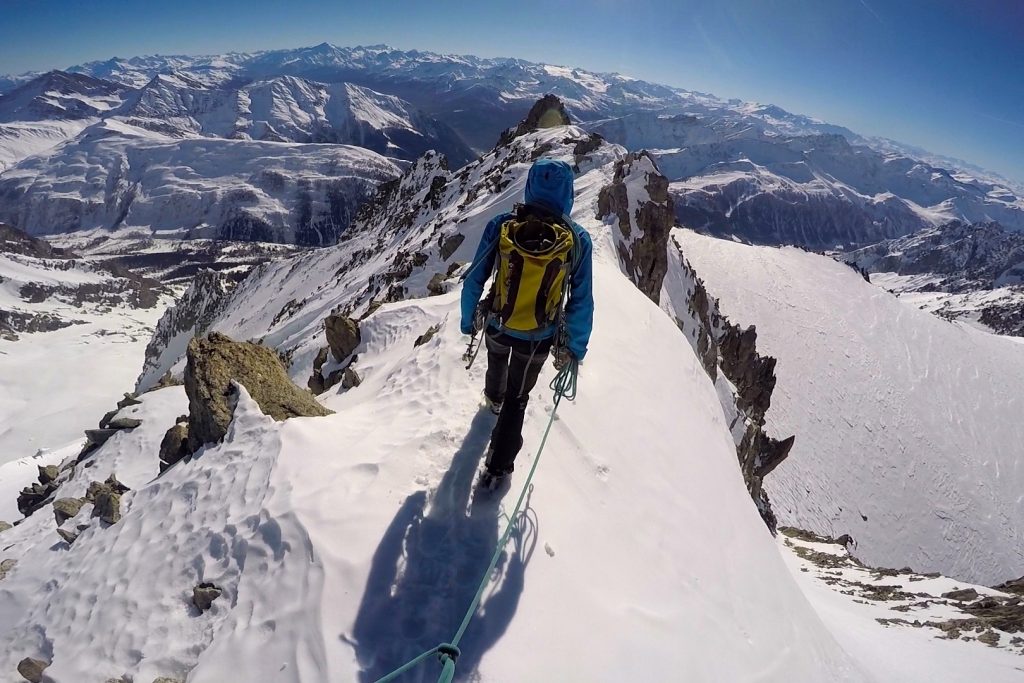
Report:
309,314,364,394
98,394,142,428
495,94,571,148
598,151,674,303
37,465,59,485
135,269,236,393
414,324,440,347
595,150,790,528
341,367,362,389
52,497,85,525
994,575,1024,597
56,525,88,545
85,475,129,525
439,233,464,261
184,332,332,452
158,418,190,473
16,657,48,683
17,468,61,517
0,558,17,581
193,582,222,612
0,521,11,533
324,314,361,362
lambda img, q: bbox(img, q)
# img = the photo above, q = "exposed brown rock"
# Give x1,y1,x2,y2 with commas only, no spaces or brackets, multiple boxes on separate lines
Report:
324,315,361,362
148,370,184,391
107,416,143,430
158,421,190,473
307,346,331,394
84,428,119,449
17,657,48,683
57,526,83,545
0,521,11,533
942,587,980,602
184,332,332,451
37,465,59,485
53,497,85,525
17,462,66,517
496,94,571,148
193,582,222,612
427,272,447,296
597,151,673,304
93,490,122,525
0,558,17,581
994,575,1024,597
439,233,465,261
572,133,604,169
341,367,361,390
117,393,142,409
414,324,441,347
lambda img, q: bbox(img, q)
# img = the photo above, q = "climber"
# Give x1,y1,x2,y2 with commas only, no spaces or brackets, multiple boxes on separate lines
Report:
460,158,594,489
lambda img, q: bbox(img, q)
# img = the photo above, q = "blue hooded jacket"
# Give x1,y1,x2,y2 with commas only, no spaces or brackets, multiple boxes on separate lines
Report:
460,158,594,360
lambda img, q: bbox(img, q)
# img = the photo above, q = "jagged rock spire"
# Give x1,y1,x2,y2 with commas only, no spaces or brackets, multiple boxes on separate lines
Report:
597,150,674,303
495,94,571,147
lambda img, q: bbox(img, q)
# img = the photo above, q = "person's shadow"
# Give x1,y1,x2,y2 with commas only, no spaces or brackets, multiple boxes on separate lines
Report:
351,410,538,682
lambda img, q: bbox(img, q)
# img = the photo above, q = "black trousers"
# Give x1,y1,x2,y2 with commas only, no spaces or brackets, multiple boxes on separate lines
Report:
483,329,552,473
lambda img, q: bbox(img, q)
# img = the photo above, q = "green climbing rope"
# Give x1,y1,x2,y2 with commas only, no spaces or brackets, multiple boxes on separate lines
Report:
372,357,579,683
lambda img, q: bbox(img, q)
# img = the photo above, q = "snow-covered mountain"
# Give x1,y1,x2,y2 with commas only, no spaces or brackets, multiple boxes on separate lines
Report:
842,221,1024,337
0,99,1020,681
589,112,1024,247
0,119,400,244
847,220,1024,289
118,73,475,166
4,43,1024,255
0,71,129,123
678,229,1024,586
0,114,873,683
0,71,132,173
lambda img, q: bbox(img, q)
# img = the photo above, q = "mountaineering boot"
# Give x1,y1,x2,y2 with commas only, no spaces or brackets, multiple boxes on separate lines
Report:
477,466,511,492
482,391,503,416
477,447,513,491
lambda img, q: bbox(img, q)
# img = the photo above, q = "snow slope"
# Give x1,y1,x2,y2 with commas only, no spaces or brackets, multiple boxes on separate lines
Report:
677,229,1024,585
0,234,170,465
0,120,93,172
779,532,1024,681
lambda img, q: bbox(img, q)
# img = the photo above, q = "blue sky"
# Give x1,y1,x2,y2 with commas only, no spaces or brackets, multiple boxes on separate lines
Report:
2,0,1022,182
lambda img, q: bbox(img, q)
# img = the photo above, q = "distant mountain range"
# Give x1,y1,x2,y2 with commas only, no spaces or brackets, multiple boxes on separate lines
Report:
1,43,1023,250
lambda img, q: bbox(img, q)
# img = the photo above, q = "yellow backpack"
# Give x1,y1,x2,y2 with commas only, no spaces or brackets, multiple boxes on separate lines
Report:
491,209,576,333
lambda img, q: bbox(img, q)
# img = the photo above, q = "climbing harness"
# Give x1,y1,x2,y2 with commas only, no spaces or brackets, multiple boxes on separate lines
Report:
372,358,579,683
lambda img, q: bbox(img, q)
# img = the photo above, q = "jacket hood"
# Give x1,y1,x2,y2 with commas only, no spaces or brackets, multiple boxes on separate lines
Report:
525,159,575,217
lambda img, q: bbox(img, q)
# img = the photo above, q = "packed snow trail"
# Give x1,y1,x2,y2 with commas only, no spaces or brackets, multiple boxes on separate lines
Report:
368,360,577,683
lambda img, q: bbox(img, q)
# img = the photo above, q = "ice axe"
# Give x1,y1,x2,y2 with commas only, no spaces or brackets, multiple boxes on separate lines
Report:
462,308,490,370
